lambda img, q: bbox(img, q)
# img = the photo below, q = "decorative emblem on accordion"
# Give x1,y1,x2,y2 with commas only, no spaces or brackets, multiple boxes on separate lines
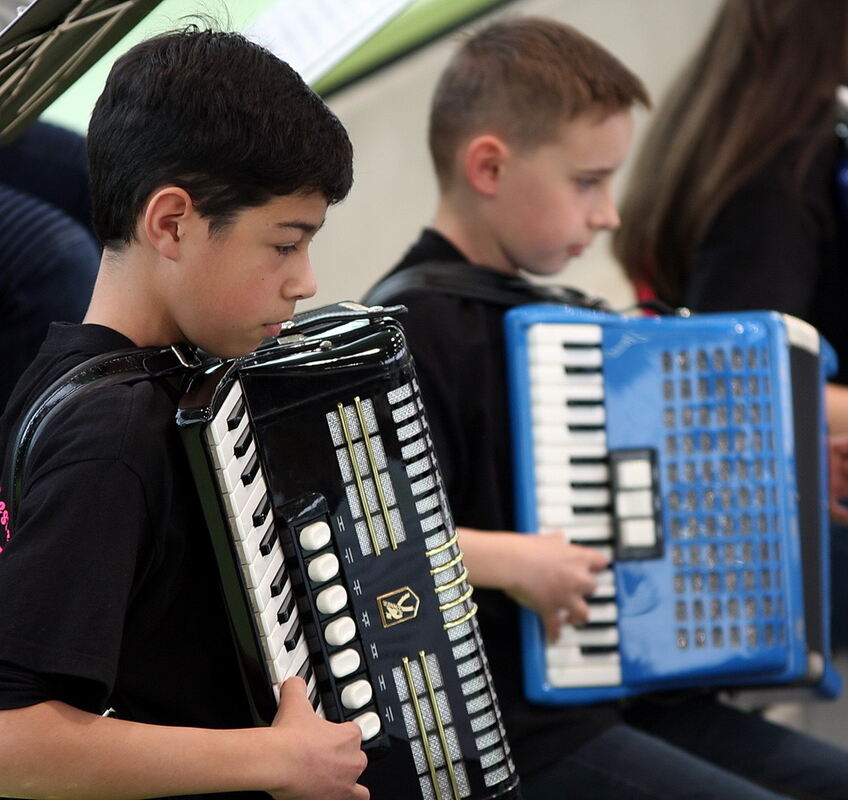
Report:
378,587,420,628
178,303,520,799
504,303,842,706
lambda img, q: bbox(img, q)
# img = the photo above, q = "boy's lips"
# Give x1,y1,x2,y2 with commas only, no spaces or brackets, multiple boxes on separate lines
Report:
263,322,284,337
568,245,585,257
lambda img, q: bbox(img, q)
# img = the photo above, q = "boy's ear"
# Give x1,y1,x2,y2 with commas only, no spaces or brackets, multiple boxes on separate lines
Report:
142,186,195,260
464,134,509,196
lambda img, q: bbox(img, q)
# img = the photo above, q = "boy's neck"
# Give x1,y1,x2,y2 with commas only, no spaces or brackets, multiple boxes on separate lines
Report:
83,249,181,348
432,196,519,277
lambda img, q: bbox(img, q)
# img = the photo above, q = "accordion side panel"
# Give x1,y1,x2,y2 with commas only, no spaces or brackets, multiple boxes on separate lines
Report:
504,303,839,707
180,310,520,800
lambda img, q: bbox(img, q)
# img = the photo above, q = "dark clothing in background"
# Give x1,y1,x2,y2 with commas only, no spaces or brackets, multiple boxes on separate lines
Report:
0,122,100,411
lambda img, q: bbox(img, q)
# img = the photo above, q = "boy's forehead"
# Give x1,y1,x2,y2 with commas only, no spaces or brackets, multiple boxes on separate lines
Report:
554,108,634,168
245,191,328,229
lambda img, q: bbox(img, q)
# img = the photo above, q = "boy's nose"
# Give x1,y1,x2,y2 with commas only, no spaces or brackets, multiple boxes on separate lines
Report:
589,190,621,231
285,258,317,301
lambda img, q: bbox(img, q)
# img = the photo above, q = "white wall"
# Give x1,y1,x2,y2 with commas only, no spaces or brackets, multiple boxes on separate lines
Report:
309,0,722,311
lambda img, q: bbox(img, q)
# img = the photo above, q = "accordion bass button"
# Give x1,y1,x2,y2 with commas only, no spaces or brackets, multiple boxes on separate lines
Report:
329,647,361,678
353,711,381,741
325,616,357,646
317,584,348,615
299,521,332,551
308,553,340,584
341,679,373,710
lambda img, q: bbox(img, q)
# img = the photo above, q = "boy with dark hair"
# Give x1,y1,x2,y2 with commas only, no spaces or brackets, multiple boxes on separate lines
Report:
364,15,848,798
0,27,367,800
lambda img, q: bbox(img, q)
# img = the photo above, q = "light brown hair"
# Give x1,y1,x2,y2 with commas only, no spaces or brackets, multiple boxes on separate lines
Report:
613,0,848,306
428,16,650,188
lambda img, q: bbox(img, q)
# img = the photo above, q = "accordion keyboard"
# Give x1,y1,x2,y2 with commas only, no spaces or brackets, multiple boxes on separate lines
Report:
205,379,380,738
528,322,622,688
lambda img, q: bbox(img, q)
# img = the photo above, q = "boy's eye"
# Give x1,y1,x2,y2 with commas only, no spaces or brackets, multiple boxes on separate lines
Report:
575,177,600,189
275,244,298,256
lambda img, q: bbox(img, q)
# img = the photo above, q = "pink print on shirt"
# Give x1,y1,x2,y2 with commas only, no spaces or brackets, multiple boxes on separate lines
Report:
0,497,12,553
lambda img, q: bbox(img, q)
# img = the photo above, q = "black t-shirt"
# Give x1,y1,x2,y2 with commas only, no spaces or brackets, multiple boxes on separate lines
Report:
686,138,848,383
0,323,264,800
365,230,620,774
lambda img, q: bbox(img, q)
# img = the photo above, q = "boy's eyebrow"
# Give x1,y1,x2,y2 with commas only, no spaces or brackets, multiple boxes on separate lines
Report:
273,219,326,233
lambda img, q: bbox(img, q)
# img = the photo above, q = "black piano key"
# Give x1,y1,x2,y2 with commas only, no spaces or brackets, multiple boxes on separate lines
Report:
253,493,271,527
297,658,313,685
277,590,295,624
234,425,253,459
226,398,247,431
309,685,321,711
580,645,619,656
270,562,288,597
241,451,260,486
259,525,277,556
285,621,303,652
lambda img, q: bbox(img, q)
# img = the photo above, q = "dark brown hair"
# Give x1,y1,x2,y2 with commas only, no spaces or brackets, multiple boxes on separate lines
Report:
428,16,650,188
613,0,848,306
89,26,353,248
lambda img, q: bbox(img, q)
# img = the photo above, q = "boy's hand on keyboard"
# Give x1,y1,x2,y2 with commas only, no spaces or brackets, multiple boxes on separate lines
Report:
506,533,609,643
265,677,369,800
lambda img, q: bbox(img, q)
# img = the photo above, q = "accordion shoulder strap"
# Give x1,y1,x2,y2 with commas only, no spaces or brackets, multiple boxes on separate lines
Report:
362,261,610,310
2,343,202,526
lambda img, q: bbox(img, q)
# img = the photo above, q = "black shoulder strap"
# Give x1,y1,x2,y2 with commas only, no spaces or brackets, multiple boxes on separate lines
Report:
2,343,203,527
362,261,610,311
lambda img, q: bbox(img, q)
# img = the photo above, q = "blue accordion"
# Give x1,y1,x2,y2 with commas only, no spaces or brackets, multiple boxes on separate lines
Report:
504,303,842,706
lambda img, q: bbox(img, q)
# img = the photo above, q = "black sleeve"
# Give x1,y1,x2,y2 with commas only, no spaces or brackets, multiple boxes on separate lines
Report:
0,457,151,711
686,176,822,317
0,660,107,713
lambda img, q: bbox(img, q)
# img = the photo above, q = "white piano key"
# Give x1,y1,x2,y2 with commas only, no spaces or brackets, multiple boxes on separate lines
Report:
529,367,604,395
325,616,357,647
210,404,251,468
546,645,620,668
535,462,610,485
530,345,603,369
535,442,608,463
225,479,268,537
546,662,622,688
586,602,618,624
532,403,606,426
221,472,264,521
592,570,616,599
215,439,258,493
242,539,284,590
233,514,275,566
614,489,654,518
354,711,382,741
329,648,361,678
561,523,614,543
538,506,611,528
245,548,285,614
528,323,602,346
536,486,611,508
308,553,339,584
557,624,620,648
208,382,245,445
299,520,332,551
532,425,607,447
340,679,373,710
316,584,348,616
283,639,311,680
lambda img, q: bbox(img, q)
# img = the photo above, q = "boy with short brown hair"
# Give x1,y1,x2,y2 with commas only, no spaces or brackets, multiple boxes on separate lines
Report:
365,15,848,798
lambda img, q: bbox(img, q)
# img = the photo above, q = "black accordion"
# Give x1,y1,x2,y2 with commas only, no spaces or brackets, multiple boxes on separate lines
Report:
178,303,520,800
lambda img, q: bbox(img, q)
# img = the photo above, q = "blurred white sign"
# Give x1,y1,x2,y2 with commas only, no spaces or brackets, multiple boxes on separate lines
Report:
244,0,413,84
